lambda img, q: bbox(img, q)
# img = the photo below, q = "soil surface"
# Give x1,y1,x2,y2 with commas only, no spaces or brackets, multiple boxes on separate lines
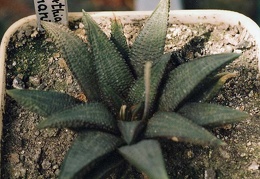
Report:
1,15,259,178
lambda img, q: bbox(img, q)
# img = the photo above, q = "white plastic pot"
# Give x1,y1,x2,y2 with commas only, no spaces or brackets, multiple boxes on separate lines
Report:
0,9,260,149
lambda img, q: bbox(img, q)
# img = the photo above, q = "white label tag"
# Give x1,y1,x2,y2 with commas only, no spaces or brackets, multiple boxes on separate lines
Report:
34,0,68,29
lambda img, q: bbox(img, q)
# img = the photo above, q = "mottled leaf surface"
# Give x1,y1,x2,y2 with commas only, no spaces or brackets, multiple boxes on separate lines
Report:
99,85,126,115
119,140,169,179
159,53,240,111
41,21,100,101
6,89,80,117
129,0,170,77
82,12,134,109
59,131,123,179
145,112,224,146
129,53,171,109
178,103,249,127
38,103,118,132
111,17,130,61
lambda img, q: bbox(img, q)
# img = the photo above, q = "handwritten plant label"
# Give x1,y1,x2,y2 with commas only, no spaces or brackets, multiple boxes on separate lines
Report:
34,0,68,29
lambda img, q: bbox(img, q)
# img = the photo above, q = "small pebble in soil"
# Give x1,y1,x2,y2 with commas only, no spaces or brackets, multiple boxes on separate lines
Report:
204,168,216,179
248,161,259,171
42,159,52,170
29,75,41,87
12,76,25,89
10,153,20,164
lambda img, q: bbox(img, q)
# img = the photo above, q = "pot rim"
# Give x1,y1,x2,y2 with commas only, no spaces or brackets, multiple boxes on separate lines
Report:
1,9,260,140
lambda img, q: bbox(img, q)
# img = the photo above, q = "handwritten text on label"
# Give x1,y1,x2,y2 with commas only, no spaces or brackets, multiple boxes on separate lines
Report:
34,0,68,29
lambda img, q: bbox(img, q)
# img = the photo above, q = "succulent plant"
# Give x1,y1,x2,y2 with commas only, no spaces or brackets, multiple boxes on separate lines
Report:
6,0,249,178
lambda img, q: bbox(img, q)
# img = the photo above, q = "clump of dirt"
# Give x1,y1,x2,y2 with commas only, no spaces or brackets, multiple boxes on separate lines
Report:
1,15,259,178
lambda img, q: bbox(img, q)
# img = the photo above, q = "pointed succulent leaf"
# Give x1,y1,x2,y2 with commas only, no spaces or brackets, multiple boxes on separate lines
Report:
178,103,249,127
129,0,170,77
41,21,100,101
59,131,123,179
117,120,143,144
6,89,80,117
101,85,126,115
38,103,118,133
145,112,225,146
82,12,134,103
110,16,130,61
128,53,171,109
119,140,169,179
194,72,237,102
159,53,240,111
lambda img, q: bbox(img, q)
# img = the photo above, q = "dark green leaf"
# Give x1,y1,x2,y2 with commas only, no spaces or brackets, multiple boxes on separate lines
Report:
110,17,130,61
128,53,171,110
41,21,100,101
119,140,169,179
178,103,249,127
59,131,123,179
82,11,134,111
129,0,170,77
159,53,240,111
6,89,80,117
145,112,225,146
117,120,143,144
38,103,118,133
99,85,125,115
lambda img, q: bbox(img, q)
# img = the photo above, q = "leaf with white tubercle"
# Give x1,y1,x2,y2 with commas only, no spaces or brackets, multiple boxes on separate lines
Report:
59,131,124,179
145,112,225,146
178,103,249,127
41,21,100,101
6,89,80,117
110,16,130,62
129,0,170,77
82,11,134,99
128,53,171,111
159,53,241,111
38,103,118,133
